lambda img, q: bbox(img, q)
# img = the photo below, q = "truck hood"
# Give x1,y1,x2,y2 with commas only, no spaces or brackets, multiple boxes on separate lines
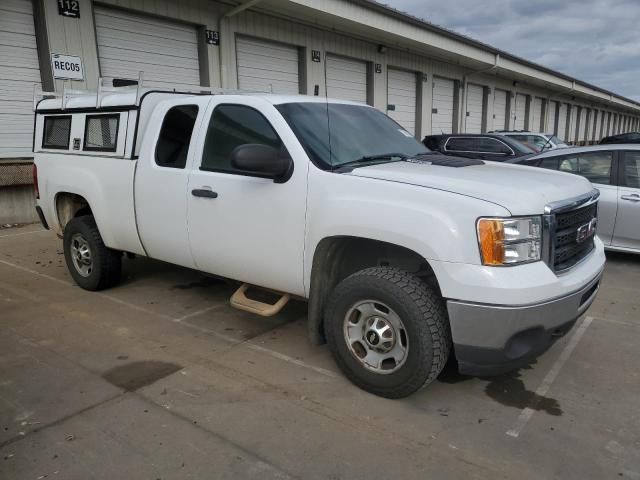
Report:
348,159,594,215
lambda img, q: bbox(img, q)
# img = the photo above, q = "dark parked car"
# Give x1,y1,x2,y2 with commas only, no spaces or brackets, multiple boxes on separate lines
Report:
599,132,640,145
423,134,536,161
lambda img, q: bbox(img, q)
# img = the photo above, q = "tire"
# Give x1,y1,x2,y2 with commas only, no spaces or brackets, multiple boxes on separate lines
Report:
63,215,121,291
325,267,451,398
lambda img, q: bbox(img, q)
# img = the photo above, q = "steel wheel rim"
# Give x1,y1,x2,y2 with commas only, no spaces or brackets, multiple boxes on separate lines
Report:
343,300,409,374
70,233,93,277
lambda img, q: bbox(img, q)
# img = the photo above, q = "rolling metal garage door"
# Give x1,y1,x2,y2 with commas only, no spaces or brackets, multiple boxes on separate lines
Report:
0,0,41,158
568,106,578,143
578,108,587,143
431,77,455,134
387,68,417,135
465,84,484,134
236,37,299,94
493,89,508,131
532,97,543,132
325,55,368,103
547,101,557,134
557,103,568,141
95,6,200,89
597,111,604,140
514,93,527,130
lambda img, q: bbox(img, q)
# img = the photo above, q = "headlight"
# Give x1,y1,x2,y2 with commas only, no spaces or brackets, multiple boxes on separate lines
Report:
477,217,542,266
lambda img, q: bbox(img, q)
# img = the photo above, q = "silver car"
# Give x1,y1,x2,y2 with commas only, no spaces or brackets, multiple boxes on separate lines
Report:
510,144,640,253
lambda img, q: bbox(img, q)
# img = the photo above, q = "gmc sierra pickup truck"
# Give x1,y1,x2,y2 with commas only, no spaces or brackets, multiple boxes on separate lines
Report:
32,86,604,398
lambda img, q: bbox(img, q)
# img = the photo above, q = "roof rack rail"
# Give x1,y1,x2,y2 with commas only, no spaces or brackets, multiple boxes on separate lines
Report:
33,71,270,111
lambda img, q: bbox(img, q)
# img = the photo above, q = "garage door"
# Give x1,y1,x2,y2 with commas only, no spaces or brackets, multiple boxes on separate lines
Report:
95,6,200,89
568,106,578,143
578,108,588,142
387,68,417,135
532,97,543,132
493,89,508,131
514,93,527,130
557,103,568,141
0,0,41,158
547,101,557,135
325,55,368,103
465,84,484,134
431,77,455,134
596,111,604,140
236,37,299,94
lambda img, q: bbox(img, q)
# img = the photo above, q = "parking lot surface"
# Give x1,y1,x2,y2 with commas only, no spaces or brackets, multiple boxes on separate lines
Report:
1,224,639,479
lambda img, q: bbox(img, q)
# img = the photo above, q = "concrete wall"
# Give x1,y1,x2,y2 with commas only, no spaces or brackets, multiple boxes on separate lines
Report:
0,186,37,225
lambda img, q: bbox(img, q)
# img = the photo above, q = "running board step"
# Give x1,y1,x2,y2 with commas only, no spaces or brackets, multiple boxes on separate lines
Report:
230,283,290,317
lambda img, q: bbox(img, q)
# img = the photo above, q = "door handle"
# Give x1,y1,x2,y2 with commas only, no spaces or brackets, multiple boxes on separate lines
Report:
621,194,640,202
191,188,218,199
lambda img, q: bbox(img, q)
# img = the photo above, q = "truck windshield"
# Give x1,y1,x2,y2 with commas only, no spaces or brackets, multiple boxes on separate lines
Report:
276,102,429,170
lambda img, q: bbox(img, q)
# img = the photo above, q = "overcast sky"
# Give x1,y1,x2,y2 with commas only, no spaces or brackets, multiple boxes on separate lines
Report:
385,0,640,101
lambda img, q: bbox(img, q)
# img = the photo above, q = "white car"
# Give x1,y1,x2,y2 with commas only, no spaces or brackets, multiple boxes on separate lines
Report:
494,131,569,152
511,144,640,254
32,85,604,398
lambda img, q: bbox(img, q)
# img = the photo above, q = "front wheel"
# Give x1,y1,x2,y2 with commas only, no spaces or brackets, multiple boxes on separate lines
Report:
63,216,122,291
325,267,451,398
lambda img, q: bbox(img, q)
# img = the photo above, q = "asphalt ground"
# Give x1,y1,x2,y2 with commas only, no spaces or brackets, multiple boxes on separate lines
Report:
1,224,638,479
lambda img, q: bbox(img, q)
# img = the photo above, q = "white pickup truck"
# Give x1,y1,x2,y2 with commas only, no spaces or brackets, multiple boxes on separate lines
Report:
33,86,605,398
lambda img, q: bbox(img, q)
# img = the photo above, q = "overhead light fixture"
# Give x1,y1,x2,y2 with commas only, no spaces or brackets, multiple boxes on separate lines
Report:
378,45,387,54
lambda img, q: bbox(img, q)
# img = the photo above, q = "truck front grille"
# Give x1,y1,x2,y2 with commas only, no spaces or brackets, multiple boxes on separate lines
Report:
552,203,597,272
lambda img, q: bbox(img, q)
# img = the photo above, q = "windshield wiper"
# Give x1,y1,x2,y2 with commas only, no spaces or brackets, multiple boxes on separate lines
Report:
335,153,409,171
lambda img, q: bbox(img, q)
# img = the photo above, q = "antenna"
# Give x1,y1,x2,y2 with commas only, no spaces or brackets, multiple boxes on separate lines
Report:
323,53,334,169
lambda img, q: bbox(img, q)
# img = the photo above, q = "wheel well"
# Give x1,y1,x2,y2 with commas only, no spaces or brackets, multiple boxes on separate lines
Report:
55,193,92,231
307,236,440,345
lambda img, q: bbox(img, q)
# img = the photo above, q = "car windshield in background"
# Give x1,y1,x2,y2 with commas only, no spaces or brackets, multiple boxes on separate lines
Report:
276,102,428,170
549,135,565,146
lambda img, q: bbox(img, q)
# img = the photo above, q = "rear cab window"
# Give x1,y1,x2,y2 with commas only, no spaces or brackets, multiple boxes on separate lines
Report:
155,105,199,169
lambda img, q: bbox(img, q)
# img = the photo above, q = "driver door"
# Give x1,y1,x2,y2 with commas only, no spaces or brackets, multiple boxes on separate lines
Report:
186,98,308,296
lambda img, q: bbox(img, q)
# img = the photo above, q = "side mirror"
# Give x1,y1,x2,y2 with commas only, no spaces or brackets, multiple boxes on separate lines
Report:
230,144,293,183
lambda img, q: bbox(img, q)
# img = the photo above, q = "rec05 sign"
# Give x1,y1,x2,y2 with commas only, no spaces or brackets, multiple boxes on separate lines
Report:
50,54,84,81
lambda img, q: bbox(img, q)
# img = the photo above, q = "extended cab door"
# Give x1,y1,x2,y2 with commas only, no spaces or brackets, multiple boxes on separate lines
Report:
612,151,640,251
186,98,308,296
134,98,210,268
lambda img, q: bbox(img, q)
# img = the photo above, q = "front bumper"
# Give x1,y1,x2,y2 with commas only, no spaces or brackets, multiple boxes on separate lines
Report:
447,269,602,376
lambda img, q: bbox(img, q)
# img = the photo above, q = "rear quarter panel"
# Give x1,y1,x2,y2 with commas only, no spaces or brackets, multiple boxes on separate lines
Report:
36,153,145,255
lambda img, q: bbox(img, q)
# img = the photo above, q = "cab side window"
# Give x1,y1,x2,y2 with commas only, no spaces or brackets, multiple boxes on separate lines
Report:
445,137,477,152
155,105,199,169
476,138,511,154
201,104,283,173
559,152,612,185
623,151,640,188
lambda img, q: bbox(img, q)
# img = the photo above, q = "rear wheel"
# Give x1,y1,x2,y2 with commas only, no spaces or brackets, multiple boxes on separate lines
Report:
325,267,451,398
63,216,121,291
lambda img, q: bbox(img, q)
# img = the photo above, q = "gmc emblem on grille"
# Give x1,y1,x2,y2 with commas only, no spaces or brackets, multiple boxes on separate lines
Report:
576,218,597,243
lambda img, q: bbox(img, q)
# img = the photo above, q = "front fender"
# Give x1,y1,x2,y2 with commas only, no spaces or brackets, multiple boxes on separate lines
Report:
304,169,510,296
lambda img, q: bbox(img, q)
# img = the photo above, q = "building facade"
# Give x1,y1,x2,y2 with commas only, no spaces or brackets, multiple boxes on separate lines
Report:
2,0,640,221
